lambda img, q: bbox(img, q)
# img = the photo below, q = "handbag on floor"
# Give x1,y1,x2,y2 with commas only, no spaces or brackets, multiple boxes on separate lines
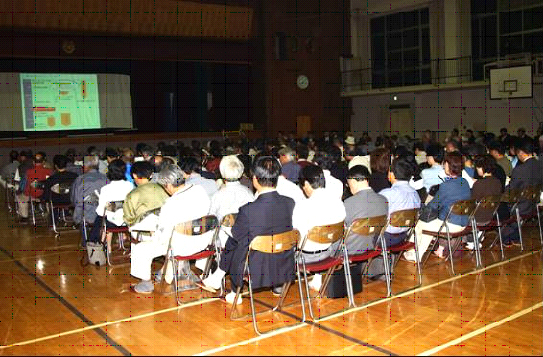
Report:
86,242,106,266
325,263,363,299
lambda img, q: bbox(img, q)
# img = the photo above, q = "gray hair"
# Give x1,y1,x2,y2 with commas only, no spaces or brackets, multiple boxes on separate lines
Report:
83,155,99,170
278,147,296,162
220,155,244,181
155,164,185,187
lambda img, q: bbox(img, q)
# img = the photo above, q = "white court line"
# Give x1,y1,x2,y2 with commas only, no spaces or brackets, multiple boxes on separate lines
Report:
194,250,540,356
417,301,543,356
0,297,220,349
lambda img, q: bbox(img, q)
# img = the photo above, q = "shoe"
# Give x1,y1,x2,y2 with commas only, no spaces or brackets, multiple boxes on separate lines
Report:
225,291,242,305
466,242,482,250
153,270,163,283
194,258,208,272
132,280,154,294
271,286,283,297
308,274,322,291
369,274,388,282
403,250,417,262
511,240,522,246
434,245,446,259
201,269,225,292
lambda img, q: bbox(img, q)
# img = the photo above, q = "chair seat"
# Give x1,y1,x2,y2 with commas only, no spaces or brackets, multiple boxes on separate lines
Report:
106,226,130,233
477,221,498,231
348,249,381,263
173,249,214,261
388,241,414,253
304,256,343,273
521,211,538,220
422,226,472,238
51,203,72,209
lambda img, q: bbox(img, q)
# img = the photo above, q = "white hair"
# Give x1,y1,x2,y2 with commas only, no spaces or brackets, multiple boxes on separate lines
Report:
220,155,244,181
156,164,185,187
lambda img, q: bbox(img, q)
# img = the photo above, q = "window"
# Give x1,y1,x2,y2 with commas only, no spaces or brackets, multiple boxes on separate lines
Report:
471,1,543,80
370,8,431,89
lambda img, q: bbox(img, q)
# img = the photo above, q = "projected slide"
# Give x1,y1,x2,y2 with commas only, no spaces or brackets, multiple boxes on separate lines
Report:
20,73,101,131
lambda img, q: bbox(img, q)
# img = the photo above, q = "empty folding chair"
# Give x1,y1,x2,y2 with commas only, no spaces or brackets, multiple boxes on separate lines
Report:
344,214,389,302
101,201,130,266
421,199,478,275
297,221,346,321
472,195,504,261
160,215,219,305
229,229,305,335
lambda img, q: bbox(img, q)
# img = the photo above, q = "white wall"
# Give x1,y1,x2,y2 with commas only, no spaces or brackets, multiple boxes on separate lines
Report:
351,83,543,138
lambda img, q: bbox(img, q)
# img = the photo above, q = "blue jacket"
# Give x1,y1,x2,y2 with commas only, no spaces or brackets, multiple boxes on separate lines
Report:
428,177,471,226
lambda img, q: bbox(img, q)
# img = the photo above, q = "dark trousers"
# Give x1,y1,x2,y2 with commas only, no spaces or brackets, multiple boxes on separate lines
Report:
367,231,408,277
88,215,118,244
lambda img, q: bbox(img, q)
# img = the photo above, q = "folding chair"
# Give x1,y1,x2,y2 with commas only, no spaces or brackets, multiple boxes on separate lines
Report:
49,182,76,237
210,213,238,296
101,201,130,266
297,221,346,321
519,185,543,248
160,215,219,305
472,195,504,261
421,199,478,275
29,180,48,227
344,214,389,302
385,208,422,295
229,229,305,335
498,188,524,250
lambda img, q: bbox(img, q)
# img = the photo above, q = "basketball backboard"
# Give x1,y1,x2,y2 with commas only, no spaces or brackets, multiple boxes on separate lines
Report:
489,66,532,99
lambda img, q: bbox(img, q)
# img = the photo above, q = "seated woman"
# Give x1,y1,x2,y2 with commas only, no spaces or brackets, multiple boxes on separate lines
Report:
404,152,471,261
87,159,135,244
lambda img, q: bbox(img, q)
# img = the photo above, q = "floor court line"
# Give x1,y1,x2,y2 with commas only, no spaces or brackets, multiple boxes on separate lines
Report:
0,249,76,263
417,302,543,356
194,249,540,356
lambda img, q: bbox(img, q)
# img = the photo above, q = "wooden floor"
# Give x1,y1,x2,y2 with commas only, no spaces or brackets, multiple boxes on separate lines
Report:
0,199,541,356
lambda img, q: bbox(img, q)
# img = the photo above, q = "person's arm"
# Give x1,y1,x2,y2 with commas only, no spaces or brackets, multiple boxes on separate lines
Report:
123,193,137,226
230,205,250,245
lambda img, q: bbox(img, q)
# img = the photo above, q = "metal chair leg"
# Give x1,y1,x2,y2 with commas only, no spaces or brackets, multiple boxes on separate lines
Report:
516,208,524,251
295,261,306,322
413,231,423,286
446,229,455,275
537,205,543,247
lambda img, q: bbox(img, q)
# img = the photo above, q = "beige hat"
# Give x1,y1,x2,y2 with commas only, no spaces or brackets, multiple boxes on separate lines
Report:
345,136,356,145
348,155,371,172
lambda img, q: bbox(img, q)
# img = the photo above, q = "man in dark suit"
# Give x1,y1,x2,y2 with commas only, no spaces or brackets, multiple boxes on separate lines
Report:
503,138,542,245
201,156,296,303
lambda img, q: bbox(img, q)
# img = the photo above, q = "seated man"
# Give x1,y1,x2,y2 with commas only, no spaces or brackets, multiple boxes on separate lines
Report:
343,165,388,279
16,153,52,222
131,164,211,294
178,157,218,198
0,150,19,188
209,155,254,247
71,156,108,246
201,156,296,303
123,161,169,231
420,144,446,194
42,155,79,205
278,146,302,183
293,165,346,290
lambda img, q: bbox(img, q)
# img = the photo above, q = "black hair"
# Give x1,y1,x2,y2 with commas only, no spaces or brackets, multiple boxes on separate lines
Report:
500,128,508,133
162,145,178,157
487,140,505,155
107,159,127,181
473,155,496,174
135,143,148,156
20,150,33,158
9,150,18,162
297,145,309,160
237,154,253,177
87,146,98,155
140,145,155,157
426,144,444,163
413,141,425,152
516,137,534,155
313,151,335,170
299,165,326,190
53,155,69,170
105,147,119,158
347,165,370,181
252,156,281,188
178,156,201,175
391,157,414,181
131,161,154,180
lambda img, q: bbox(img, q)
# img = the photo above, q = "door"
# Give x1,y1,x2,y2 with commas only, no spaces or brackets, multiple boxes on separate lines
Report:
388,107,414,138
297,115,311,138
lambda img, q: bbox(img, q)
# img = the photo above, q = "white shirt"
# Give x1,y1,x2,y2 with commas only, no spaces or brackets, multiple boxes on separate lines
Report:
95,180,135,217
323,169,344,200
155,184,211,248
293,188,346,252
209,181,254,222
277,176,306,205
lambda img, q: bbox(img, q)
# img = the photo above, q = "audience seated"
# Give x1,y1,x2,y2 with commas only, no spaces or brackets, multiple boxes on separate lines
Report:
405,152,471,261
131,164,212,293
42,155,79,205
420,144,446,194
71,155,108,231
313,152,345,200
178,157,218,198
202,156,296,302
488,141,512,177
123,161,169,229
369,148,392,193
0,150,19,188
293,165,346,290
278,146,302,183
16,153,52,222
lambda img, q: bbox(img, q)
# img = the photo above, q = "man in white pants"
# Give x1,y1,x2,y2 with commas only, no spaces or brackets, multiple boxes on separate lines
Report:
131,164,211,294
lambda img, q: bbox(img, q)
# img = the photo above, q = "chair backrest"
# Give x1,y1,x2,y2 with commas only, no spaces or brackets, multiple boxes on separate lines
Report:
221,213,238,228
306,221,344,244
520,185,541,203
51,182,71,195
501,188,522,204
249,230,300,253
388,208,418,229
347,215,388,236
174,215,219,236
449,199,477,217
106,200,124,212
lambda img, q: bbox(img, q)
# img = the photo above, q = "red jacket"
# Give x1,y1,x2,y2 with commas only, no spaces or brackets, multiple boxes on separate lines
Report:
25,164,53,198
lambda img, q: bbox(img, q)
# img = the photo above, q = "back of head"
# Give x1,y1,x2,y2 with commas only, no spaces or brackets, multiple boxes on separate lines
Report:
516,137,534,156
34,153,45,164
253,156,281,188
178,156,201,175
473,155,496,174
278,147,295,162
444,152,463,177
105,147,119,159
156,164,185,187
83,155,100,171
297,145,309,160
391,157,414,181
426,144,444,163
487,140,505,155
131,161,154,180
9,150,18,162
347,164,370,181
220,155,244,181
370,148,391,173
122,148,135,163
299,165,325,189
107,159,127,181
53,155,69,170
